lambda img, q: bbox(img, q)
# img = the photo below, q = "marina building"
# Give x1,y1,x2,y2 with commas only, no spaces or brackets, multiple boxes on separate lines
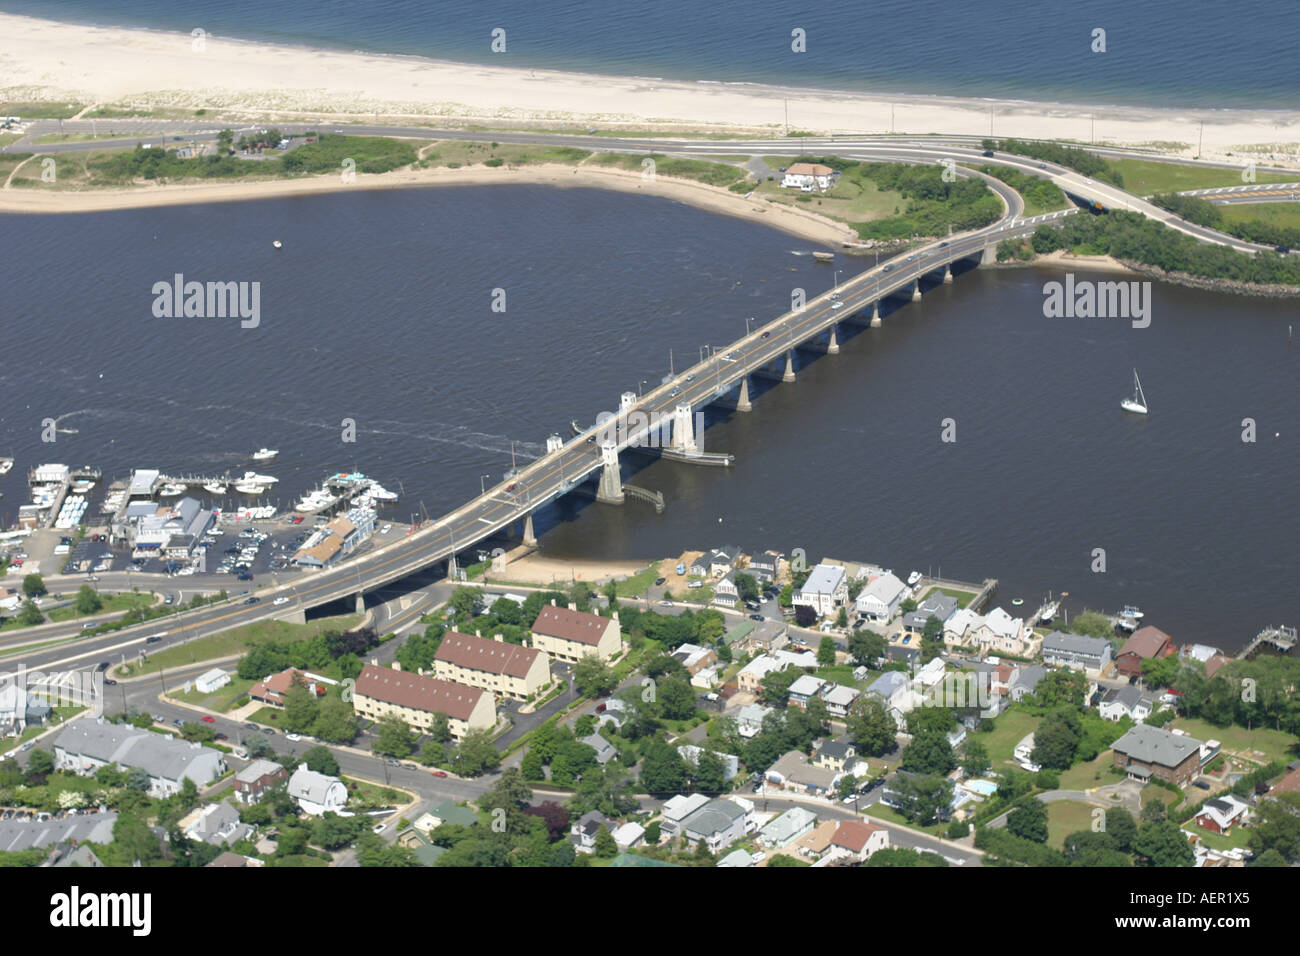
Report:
130,496,212,556
292,506,376,568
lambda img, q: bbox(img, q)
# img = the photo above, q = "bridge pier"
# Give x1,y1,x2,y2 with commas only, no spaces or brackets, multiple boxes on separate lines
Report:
943,264,953,284
783,350,796,382
981,243,997,266
354,592,366,615
827,324,840,354
596,442,624,504
870,301,881,328
671,402,698,455
522,513,537,548
911,279,922,301
282,607,307,625
736,376,752,412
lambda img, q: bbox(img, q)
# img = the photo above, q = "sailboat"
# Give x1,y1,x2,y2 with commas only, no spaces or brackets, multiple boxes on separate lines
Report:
1121,368,1148,415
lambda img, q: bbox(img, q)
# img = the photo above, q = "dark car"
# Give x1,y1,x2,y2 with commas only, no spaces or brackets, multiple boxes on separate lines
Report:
244,596,260,605
1276,245,1291,254
103,678,117,686
595,702,607,713
214,733,228,741
96,661,110,672
882,264,894,273
981,149,994,157
173,718,184,727
749,613,765,622
244,722,260,730
237,572,254,581
1193,780,1211,790
654,577,665,586
761,331,771,338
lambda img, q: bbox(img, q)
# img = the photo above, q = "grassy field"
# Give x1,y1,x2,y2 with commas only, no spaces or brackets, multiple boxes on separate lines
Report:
48,592,156,623
0,101,85,118
116,613,362,673
1106,158,1296,195
1183,821,1252,852
1171,717,1298,766
1045,799,1099,849
1140,784,1182,813
976,708,1041,767
755,175,905,222
172,675,256,713
1218,201,1300,231
863,803,945,836
587,152,747,188
613,566,660,599
1057,751,1125,790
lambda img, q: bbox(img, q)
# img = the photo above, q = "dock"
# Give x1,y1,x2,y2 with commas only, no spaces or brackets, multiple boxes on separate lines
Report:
1237,625,1297,660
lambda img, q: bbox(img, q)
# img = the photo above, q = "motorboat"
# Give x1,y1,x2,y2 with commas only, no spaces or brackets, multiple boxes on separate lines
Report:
251,448,278,460
1120,604,1144,622
159,482,187,497
0,458,13,475
234,482,267,495
240,471,278,485
906,571,922,587
1121,369,1148,415
1035,596,1059,625
203,482,228,495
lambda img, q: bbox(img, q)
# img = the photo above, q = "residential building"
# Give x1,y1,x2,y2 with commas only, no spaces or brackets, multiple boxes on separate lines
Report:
0,683,50,737
530,602,622,663
287,766,348,816
43,844,105,868
672,643,718,676
194,668,231,694
759,807,817,848
736,654,790,695
248,668,325,708
231,759,288,804
794,820,839,861
422,800,477,829
53,720,224,797
822,683,860,718
781,162,839,191
829,819,889,863
735,703,773,738
0,811,117,854
680,797,754,853
855,572,907,623
1098,685,1156,723
865,669,914,722
707,546,741,578
793,564,848,618
765,750,842,794
432,630,550,702
813,739,857,773
611,821,645,849
716,848,756,867
1112,724,1203,787
580,733,617,765
748,550,781,584
659,793,710,841
1041,631,1114,674
1117,625,1176,678
206,852,264,868
353,664,496,741
712,573,740,606
396,828,448,866
678,744,740,781
1195,795,1251,834
977,607,1032,656
185,799,253,847
571,810,611,854
1009,664,1047,702
788,674,827,710
902,593,959,634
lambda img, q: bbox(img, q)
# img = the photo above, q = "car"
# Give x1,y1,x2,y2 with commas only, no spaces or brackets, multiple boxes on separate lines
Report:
504,484,517,493
244,722,260,730
81,622,96,630
654,577,665,586
1275,245,1291,255
372,823,387,833
96,661,110,672
659,600,674,607
431,770,448,778
244,596,260,605
237,572,254,581
273,597,290,606
146,634,165,643
761,330,771,338
905,254,917,262
685,373,695,382
882,264,894,273
386,758,401,767
831,301,844,309
103,678,117,686
214,733,228,741
173,718,185,727
164,594,175,605
939,241,949,248
981,149,994,157
291,515,304,523
285,733,302,741
1193,780,1211,790
201,715,215,723
901,635,911,644
669,386,681,397
1037,162,1047,169
749,613,765,622
262,727,275,735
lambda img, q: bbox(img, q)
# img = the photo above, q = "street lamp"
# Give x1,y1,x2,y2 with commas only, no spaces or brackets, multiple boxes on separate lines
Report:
746,316,754,335
480,474,491,497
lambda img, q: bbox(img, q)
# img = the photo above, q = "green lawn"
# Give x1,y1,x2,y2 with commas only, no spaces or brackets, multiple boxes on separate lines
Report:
863,804,945,836
1045,799,1099,850
977,708,1041,767
614,566,660,598
921,586,978,609
116,614,361,673
48,592,156,622
1218,200,1300,231
756,175,906,222
1183,821,1252,852
344,776,414,811
172,675,256,713
1140,784,1182,813
1107,158,1296,195
1170,717,1298,766
249,706,284,726
1057,751,1125,790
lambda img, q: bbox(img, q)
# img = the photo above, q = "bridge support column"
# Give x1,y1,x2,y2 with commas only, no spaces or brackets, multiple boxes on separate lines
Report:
911,279,922,301
283,607,307,625
671,402,698,455
736,376,752,412
522,513,537,548
870,301,881,328
981,242,997,266
827,324,840,354
783,350,796,382
596,441,625,504
354,592,366,615
943,264,953,284
447,552,459,580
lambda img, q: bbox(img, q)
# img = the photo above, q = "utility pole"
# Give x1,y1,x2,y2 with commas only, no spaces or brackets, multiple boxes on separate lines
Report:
1197,121,1203,158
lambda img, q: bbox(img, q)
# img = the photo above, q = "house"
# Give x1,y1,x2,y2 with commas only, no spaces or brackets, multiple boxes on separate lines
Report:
353,665,496,741
855,572,907,623
1117,625,1176,678
788,674,827,710
735,703,773,738
287,766,348,816
422,800,478,829
748,551,781,584
395,828,448,866
1195,795,1251,834
914,656,948,691
1009,664,1047,702
248,668,326,708
194,668,231,694
0,683,51,737
716,848,756,867
977,608,1031,656
678,744,740,781
659,793,711,841
1112,724,1203,787
943,607,982,648
736,654,791,695
822,683,860,718
744,618,790,653
865,670,913,721
1098,685,1156,723
530,602,622,663
206,851,264,868
672,643,717,676
433,630,551,702
185,799,253,847
611,821,645,849
1041,631,1113,674
0,811,117,853
571,810,611,854
231,759,288,804
829,819,889,863
759,806,817,848
707,546,741,578
766,750,842,794
886,644,921,670
580,733,617,765
43,843,105,868
794,819,839,860
780,162,839,191
902,593,958,634
53,720,224,797
680,797,754,853
712,573,740,606
813,739,856,773
793,564,848,618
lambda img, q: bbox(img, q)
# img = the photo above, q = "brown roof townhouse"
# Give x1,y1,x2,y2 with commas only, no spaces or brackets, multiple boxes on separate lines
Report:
353,665,496,741
433,630,551,702
529,602,623,664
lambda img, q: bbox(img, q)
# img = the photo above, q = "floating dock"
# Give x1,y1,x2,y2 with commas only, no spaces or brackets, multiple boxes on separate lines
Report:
1237,625,1297,660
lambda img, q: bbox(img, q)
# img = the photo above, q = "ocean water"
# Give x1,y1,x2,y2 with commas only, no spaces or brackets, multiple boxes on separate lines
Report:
3,0,1298,109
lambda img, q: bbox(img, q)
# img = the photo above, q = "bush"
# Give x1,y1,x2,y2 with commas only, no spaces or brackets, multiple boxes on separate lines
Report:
946,819,970,840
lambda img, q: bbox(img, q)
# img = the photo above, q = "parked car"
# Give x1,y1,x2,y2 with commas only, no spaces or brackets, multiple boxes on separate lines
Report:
749,614,765,622
372,823,387,833
214,732,228,741
96,661,110,672
237,572,254,581
201,715,215,723
285,733,302,741
1193,780,1211,790
103,678,117,686
654,577,665,586
431,770,448,778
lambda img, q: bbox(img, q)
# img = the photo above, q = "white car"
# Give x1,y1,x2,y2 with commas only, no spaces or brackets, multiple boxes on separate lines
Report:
285,733,302,741
381,524,392,534
273,596,290,606
831,301,844,310
372,823,386,833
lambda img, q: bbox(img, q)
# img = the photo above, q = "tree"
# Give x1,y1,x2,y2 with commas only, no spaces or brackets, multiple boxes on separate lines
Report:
1133,819,1195,867
574,714,596,738
1140,654,1180,689
845,694,897,756
302,745,339,777
593,825,618,858
1031,711,1080,770
574,656,618,699
644,820,661,845
920,616,945,663
794,605,818,628
17,600,43,627
658,677,696,721
374,715,414,758
1251,848,1289,867
313,696,358,744
113,813,162,865
521,748,545,781
311,812,361,850
449,586,480,622
1069,611,1115,640
275,823,310,857
282,682,320,734
21,574,46,597
640,739,687,796
428,711,452,743
900,598,918,614
1105,807,1138,852
522,800,570,840
1033,669,1088,709
456,728,500,776
181,722,215,744
835,607,849,629
733,572,759,603
848,630,886,667
759,666,802,706
1248,792,1300,861
1006,798,1049,843
485,767,533,810
689,748,727,795
818,636,837,667
890,773,953,826
1063,830,1132,867
74,585,102,615
960,738,989,776
778,584,794,607
900,729,956,777
26,749,54,777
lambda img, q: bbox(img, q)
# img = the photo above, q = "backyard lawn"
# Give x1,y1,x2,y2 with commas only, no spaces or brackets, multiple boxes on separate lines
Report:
977,708,1041,767
1170,717,1298,766
1057,751,1125,790
172,675,256,713
1045,799,1099,850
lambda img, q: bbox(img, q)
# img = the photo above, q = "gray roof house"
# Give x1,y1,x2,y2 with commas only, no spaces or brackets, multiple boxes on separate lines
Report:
1099,685,1156,723
579,733,617,765
1042,631,1114,672
902,593,959,633
681,798,753,853
44,843,105,868
187,799,254,847
54,720,224,797
1008,664,1047,701
0,811,118,853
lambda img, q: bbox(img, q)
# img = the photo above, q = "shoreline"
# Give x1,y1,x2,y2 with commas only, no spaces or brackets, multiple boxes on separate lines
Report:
3,12,1298,165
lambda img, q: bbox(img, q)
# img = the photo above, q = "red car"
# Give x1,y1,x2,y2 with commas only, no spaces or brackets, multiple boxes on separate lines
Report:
291,515,304,523
200,715,215,723
431,770,448,778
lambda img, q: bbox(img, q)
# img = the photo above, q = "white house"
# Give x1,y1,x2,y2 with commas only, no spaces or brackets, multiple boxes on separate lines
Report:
793,563,848,619
855,572,907,623
678,744,741,781
712,572,740,606
54,720,224,797
1098,685,1156,723
780,162,838,192
680,797,755,853
195,668,231,694
287,766,348,816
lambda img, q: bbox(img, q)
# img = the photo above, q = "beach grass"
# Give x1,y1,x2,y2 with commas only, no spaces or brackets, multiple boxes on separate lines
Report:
0,100,85,119
587,152,747,188
1106,157,1296,195
415,139,590,170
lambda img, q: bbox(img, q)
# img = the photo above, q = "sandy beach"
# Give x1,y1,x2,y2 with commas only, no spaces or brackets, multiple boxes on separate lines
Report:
3,12,1298,164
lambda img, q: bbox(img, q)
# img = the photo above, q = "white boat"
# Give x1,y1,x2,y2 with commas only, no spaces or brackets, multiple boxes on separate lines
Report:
251,448,278,461
1120,604,1144,621
1035,597,1059,625
159,482,187,497
1121,368,1148,415
367,483,399,502
295,488,337,513
234,482,267,495
272,240,282,249
906,570,922,587
70,479,97,494
0,458,14,475
203,482,227,495
239,470,278,485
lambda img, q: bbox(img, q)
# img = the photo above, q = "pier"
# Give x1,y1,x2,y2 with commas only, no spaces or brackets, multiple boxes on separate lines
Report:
1237,625,1297,660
